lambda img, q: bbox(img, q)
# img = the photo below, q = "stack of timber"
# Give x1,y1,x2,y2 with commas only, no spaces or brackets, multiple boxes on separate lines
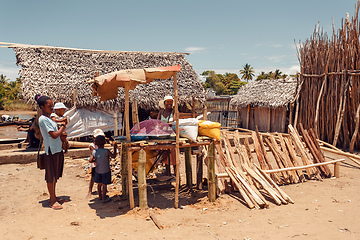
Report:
214,131,294,209
215,124,345,208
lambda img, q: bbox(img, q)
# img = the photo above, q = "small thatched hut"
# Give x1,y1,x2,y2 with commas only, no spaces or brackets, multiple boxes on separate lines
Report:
3,43,205,112
230,79,298,132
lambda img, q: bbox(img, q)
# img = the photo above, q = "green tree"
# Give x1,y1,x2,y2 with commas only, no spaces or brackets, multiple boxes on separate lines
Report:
228,80,247,95
239,63,255,81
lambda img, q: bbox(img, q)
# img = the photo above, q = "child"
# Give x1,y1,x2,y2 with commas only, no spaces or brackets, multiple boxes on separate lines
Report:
89,135,117,203
87,129,105,197
50,102,69,153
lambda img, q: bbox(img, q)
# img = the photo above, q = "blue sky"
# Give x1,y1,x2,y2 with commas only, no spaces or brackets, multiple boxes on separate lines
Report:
0,0,357,81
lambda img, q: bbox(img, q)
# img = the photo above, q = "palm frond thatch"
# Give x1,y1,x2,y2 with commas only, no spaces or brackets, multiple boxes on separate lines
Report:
10,45,205,111
230,79,298,109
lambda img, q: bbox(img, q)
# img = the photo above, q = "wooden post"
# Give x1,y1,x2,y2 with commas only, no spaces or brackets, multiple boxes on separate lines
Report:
334,162,340,178
314,75,327,137
121,143,128,198
113,113,118,137
124,81,134,209
196,148,203,189
174,73,181,208
185,147,193,188
246,105,250,129
132,100,139,126
138,149,147,209
203,104,207,121
125,82,131,142
208,141,216,202
127,147,134,209
237,108,241,128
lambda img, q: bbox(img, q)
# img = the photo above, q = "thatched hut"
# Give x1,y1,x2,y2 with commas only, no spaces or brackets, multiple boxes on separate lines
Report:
3,43,205,112
230,79,298,132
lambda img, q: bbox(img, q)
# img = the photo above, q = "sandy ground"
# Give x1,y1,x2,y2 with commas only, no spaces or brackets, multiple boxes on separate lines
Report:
0,150,360,240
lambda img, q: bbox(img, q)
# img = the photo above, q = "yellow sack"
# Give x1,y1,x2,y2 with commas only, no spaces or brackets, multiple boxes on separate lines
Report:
198,120,221,141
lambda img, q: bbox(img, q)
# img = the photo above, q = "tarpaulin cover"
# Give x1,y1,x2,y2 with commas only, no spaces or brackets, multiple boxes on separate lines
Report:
130,119,174,136
63,107,122,138
87,65,181,101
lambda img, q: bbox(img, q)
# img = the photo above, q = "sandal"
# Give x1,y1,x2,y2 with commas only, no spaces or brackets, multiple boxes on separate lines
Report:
51,202,63,210
57,198,68,203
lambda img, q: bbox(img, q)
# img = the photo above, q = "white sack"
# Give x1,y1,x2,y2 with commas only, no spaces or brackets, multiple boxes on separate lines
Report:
172,118,199,142
63,107,122,139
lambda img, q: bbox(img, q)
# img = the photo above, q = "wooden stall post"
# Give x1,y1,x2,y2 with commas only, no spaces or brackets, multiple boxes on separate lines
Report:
121,143,128,198
196,149,203,189
113,113,118,137
268,108,271,132
185,147,193,188
334,162,340,178
127,149,134,209
173,73,181,208
124,81,134,209
132,100,139,126
208,141,216,202
138,149,148,209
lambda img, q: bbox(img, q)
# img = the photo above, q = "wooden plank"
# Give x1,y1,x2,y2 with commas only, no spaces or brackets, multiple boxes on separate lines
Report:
283,137,306,182
264,159,345,174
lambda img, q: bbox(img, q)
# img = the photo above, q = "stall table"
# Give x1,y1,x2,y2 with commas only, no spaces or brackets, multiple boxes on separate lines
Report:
116,136,216,209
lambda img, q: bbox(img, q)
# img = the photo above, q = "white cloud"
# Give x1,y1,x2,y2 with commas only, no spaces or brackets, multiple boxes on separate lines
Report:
0,61,21,81
272,44,283,48
184,47,206,54
265,55,288,62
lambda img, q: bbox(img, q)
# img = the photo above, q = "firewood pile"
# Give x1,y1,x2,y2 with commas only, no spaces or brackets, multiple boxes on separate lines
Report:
214,124,343,209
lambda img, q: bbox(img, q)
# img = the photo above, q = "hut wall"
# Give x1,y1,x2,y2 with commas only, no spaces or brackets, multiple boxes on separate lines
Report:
205,97,238,127
238,106,287,133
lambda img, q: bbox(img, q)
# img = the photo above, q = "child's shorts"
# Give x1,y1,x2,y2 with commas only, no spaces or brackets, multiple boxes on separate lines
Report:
94,171,111,185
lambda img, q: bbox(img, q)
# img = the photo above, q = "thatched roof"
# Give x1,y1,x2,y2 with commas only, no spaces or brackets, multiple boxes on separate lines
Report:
230,79,298,109
8,44,205,111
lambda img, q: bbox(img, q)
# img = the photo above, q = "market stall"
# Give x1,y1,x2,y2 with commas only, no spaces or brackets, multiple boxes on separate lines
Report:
87,65,216,209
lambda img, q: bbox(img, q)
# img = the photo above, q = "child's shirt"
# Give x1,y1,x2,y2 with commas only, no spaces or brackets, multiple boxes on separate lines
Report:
92,148,110,174
38,115,62,155
89,142,98,168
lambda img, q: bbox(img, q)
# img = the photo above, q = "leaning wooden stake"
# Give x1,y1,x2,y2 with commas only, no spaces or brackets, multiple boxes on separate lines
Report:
138,149,148,209
350,103,360,153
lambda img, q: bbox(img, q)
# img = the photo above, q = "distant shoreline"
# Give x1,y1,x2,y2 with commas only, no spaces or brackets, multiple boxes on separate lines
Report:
0,110,37,116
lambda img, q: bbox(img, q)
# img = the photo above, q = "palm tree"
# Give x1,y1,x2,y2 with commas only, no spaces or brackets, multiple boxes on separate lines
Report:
239,64,255,81
273,69,283,79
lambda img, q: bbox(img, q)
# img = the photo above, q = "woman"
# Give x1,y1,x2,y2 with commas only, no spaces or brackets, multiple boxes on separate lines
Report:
157,95,174,124
157,96,176,175
36,94,67,210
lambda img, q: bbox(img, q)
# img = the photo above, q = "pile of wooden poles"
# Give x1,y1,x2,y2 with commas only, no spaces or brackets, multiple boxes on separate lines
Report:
296,1,360,150
214,124,347,209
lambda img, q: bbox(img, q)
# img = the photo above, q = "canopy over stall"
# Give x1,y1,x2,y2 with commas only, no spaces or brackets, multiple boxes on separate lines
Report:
87,65,182,208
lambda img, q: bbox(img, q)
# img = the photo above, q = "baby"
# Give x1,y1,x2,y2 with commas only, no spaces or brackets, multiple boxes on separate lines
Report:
50,102,70,153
